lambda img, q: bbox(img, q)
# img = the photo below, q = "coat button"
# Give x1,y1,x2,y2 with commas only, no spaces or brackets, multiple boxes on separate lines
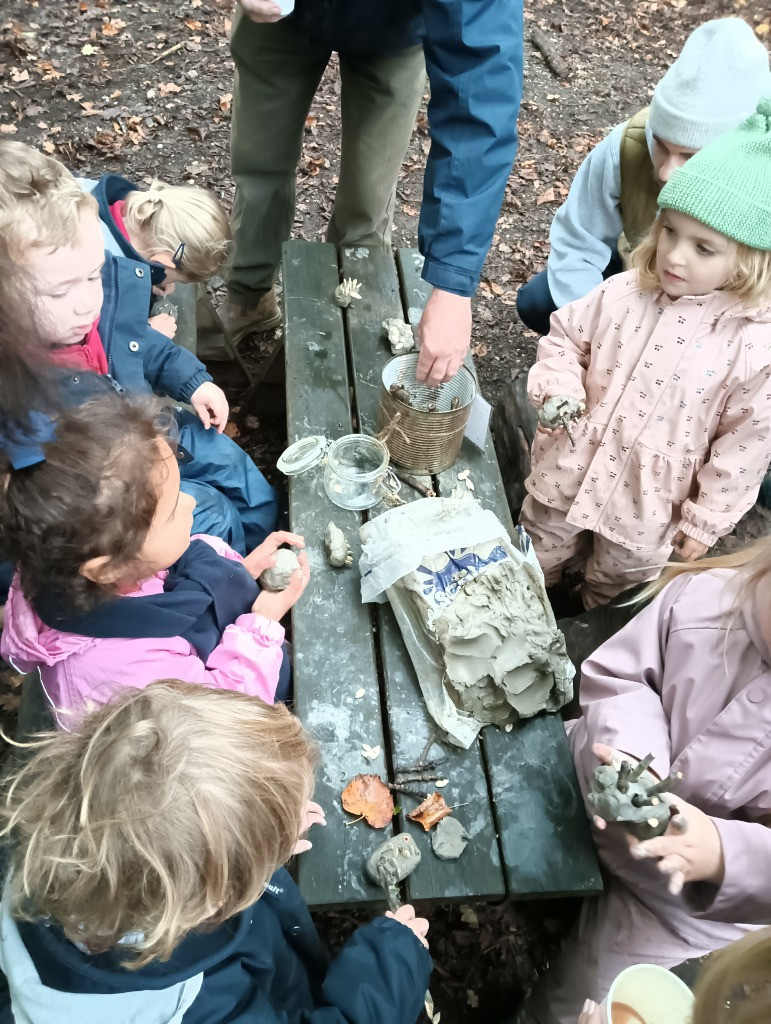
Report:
72,376,79,384
134,267,144,278
747,688,765,704
129,340,140,352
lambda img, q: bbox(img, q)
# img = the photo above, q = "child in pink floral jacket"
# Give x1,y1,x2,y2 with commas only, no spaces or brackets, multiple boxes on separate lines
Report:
0,395,309,727
521,100,771,607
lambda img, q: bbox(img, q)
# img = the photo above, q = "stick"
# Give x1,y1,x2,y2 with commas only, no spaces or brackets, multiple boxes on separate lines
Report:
149,41,183,64
386,784,428,799
392,469,436,498
394,771,442,784
530,27,570,80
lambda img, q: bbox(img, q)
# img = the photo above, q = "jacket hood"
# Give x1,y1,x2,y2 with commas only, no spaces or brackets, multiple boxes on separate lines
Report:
649,279,771,325
1,581,93,672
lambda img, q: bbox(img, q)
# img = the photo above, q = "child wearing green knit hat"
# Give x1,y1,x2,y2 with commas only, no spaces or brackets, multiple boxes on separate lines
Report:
520,98,771,613
517,101,771,1024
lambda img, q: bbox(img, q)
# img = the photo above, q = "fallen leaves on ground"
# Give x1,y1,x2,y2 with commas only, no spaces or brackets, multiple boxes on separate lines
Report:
407,792,452,831
341,773,394,828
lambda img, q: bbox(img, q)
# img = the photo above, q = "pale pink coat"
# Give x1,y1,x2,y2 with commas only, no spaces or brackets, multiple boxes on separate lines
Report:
1,535,285,727
526,271,771,552
520,568,771,1023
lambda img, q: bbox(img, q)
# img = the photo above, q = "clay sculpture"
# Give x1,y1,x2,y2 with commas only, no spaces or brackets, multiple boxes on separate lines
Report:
587,754,683,841
431,816,469,861
258,548,300,592
388,382,413,407
365,833,422,910
382,318,415,355
324,521,353,568
334,277,362,308
537,395,586,448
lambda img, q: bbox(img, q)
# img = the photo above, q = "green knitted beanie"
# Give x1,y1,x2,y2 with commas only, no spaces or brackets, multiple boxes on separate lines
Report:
658,97,771,251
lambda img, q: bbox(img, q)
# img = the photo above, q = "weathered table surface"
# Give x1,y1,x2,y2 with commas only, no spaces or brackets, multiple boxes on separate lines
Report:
283,239,601,910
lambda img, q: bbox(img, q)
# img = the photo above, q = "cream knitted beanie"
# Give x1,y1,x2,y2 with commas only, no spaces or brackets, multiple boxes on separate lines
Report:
649,18,770,150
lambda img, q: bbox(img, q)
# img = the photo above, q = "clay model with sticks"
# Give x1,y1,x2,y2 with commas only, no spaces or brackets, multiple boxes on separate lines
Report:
587,753,683,841
324,521,353,568
334,277,362,308
537,395,585,448
365,833,422,908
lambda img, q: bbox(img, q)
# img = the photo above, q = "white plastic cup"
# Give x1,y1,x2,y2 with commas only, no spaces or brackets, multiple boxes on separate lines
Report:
602,964,695,1024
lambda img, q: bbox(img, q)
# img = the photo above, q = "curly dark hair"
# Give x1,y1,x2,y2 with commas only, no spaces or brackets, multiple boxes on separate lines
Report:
2,394,176,613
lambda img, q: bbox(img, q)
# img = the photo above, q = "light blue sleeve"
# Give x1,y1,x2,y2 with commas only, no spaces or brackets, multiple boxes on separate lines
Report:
546,122,625,308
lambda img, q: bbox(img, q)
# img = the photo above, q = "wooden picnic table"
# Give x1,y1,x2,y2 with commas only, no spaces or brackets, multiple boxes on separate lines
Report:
282,239,601,910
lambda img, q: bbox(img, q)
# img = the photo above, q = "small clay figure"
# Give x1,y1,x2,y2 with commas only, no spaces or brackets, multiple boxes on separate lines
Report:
450,396,460,411
389,382,413,407
365,833,422,909
258,548,300,592
587,753,683,841
382,318,415,355
426,402,437,413
334,277,362,308
431,816,469,861
537,395,586,448
324,521,353,568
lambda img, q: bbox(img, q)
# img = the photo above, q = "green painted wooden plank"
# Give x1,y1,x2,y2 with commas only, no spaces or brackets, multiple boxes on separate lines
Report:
283,239,390,909
398,247,601,898
395,248,432,326
342,246,505,902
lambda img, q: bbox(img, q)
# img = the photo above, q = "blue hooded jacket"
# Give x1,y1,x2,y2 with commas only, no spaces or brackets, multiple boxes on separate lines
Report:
0,869,432,1024
57,252,213,406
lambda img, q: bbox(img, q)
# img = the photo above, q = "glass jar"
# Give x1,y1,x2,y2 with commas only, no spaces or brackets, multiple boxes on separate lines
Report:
277,433,400,511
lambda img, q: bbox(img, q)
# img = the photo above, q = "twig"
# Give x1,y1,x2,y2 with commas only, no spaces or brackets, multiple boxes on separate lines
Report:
530,26,570,80
416,732,438,769
386,784,427,799
392,468,436,498
394,771,442,784
394,757,447,775
148,41,184,64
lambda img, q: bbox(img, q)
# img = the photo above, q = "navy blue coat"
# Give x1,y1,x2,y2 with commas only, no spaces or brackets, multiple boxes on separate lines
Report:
0,868,432,1024
289,0,524,297
93,252,211,404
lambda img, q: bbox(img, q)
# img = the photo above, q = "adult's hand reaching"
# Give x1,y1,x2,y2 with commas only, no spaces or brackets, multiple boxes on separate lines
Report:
416,288,472,387
239,0,283,23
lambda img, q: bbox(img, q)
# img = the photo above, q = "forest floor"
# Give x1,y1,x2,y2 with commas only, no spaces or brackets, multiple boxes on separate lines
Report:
1,0,768,1019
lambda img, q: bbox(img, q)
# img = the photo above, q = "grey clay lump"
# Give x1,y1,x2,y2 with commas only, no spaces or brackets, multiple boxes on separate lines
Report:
587,754,683,841
259,548,301,591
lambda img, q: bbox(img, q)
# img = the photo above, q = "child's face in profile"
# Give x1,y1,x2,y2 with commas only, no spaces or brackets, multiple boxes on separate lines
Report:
656,211,735,300
139,439,196,576
652,136,698,186
26,207,105,347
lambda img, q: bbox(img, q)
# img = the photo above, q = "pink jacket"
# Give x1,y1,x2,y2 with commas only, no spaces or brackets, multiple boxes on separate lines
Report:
527,271,771,551
569,568,771,937
1,535,285,726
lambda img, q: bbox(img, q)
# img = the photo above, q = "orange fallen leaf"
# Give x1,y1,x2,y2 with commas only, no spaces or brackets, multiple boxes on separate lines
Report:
219,92,232,113
407,792,452,831
536,187,556,206
341,774,394,828
158,82,182,96
223,422,240,439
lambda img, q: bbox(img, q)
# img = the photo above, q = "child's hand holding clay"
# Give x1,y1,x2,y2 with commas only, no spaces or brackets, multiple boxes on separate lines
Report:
251,551,310,621
190,382,230,432
628,796,725,895
242,531,305,579
149,313,177,339
672,531,709,563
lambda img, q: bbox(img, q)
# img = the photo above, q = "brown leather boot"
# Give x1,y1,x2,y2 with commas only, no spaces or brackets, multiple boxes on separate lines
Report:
219,288,281,346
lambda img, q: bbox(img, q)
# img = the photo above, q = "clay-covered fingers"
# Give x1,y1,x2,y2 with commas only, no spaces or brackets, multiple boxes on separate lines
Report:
536,423,565,438
268,531,305,550
416,350,451,388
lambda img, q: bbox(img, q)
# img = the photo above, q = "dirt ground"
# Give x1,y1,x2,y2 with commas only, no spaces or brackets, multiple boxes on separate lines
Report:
1,0,769,1019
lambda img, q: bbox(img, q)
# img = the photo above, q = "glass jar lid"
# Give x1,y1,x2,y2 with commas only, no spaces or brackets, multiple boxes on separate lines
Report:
276,435,328,476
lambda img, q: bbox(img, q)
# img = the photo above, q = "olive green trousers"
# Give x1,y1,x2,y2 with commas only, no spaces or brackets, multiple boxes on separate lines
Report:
228,10,426,303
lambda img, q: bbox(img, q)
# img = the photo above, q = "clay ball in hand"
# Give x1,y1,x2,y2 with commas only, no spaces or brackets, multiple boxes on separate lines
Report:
259,548,301,592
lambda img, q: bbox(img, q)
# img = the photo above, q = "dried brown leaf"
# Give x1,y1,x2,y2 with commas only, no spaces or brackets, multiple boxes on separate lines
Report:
536,187,556,206
341,773,394,828
407,792,452,831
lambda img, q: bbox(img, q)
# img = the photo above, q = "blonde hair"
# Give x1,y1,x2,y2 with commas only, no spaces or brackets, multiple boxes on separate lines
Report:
123,180,230,281
630,214,771,309
692,927,771,1024
635,535,771,605
0,140,97,256
0,680,316,968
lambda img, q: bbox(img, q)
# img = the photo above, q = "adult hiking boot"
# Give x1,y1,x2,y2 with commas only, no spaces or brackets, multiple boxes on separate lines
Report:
219,288,282,346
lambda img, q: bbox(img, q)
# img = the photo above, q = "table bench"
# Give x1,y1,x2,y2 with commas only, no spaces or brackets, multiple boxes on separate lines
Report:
282,239,601,910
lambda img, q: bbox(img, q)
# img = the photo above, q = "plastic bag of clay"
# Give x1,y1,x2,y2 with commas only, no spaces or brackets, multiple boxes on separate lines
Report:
359,497,574,748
